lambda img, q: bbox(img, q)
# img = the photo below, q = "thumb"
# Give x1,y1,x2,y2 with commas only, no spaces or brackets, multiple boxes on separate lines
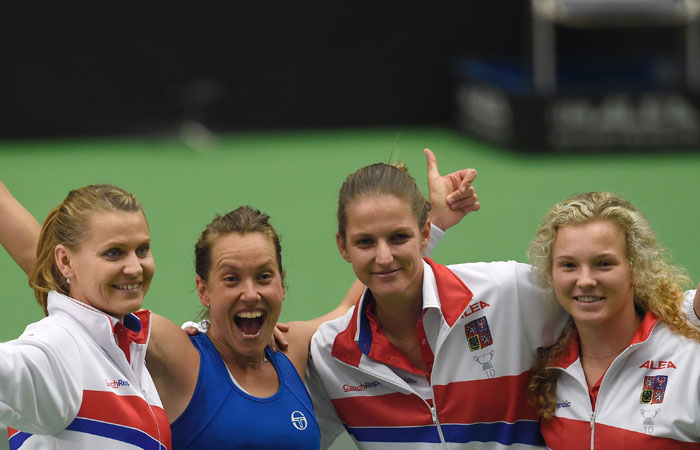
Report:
424,148,440,180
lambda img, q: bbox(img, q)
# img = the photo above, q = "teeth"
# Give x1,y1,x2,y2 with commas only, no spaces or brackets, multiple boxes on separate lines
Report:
114,284,140,290
575,296,603,303
236,311,263,319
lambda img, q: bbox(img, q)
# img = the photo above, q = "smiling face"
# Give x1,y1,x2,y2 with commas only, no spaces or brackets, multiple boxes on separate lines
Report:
337,194,430,304
551,220,636,331
56,211,154,321
196,232,285,359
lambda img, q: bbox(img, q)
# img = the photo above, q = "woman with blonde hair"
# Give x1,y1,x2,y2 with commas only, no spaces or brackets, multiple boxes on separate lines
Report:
527,192,700,448
0,183,171,449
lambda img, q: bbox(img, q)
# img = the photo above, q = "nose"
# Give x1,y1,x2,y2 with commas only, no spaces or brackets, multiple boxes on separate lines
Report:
375,240,393,265
240,278,261,301
576,267,597,289
122,252,144,277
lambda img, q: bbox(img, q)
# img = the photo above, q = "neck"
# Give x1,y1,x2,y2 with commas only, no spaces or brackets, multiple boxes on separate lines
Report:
208,325,269,372
576,310,642,360
373,290,423,339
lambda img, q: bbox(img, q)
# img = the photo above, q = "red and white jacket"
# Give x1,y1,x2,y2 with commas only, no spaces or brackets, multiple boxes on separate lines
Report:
1,291,171,450
308,258,568,449
541,312,700,450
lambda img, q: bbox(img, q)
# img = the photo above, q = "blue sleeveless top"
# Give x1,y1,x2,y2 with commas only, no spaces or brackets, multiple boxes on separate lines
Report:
171,333,320,449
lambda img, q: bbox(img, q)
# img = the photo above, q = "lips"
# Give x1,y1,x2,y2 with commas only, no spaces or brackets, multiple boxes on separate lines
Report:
371,268,402,277
234,310,266,336
112,282,141,291
574,296,605,303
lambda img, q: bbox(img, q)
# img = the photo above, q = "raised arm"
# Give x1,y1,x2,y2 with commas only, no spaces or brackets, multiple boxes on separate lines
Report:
0,181,41,276
424,148,480,231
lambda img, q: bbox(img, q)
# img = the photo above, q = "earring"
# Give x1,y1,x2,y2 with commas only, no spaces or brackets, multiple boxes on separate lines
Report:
66,278,71,285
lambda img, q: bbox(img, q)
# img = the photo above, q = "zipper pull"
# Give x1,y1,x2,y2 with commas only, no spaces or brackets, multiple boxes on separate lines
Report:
430,406,438,424
590,411,595,428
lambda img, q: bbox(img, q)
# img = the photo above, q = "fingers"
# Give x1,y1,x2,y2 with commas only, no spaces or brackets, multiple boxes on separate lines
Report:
271,323,289,352
183,326,199,336
446,171,477,206
424,148,440,180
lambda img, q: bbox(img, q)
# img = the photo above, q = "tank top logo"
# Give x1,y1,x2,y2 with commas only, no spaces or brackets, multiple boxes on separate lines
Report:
291,410,307,430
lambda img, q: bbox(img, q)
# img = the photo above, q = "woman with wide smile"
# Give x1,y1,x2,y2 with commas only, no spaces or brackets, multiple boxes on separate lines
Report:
528,192,700,449
0,150,480,449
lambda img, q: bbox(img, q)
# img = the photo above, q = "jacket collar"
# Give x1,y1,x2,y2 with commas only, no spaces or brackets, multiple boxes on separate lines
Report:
553,311,660,369
331,258,474,367
46,290,150,358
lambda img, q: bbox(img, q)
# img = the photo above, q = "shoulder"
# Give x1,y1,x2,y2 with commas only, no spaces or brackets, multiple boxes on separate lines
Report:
445,260,534,280
11,316,83,355
311,307,355,350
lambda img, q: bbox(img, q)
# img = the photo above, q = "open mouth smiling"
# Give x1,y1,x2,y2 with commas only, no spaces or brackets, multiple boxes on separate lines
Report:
234,310,267,336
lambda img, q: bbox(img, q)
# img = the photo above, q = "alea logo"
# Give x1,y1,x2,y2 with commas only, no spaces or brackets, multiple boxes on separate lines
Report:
291,411,307,431
105,378,130,389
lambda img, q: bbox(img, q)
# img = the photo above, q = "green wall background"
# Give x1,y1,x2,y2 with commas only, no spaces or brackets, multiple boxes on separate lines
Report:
1,127,698,340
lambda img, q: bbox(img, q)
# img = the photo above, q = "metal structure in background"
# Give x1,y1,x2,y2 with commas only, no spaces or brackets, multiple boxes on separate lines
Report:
455,0,700,151
532,0,700,94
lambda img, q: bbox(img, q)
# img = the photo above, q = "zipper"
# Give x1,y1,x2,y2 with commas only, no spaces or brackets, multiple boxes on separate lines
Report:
429,405,448,450
589,411,595,450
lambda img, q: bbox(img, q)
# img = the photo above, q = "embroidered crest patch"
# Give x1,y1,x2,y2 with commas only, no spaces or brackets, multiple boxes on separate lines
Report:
640,375,668,404
465,317,493,352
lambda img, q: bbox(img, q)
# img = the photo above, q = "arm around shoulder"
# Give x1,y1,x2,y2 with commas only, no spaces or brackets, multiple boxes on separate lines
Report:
146,313,201,422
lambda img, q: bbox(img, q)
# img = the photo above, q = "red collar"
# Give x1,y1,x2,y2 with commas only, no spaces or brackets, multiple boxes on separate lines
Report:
113,310,150,363
331,258,474,368
554,311,659,369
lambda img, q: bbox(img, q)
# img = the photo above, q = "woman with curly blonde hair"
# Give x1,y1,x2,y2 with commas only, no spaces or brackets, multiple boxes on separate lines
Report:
527,192,700,449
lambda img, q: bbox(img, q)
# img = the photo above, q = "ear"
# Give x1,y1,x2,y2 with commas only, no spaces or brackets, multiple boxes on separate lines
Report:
419,219,432,253
336,232,351,263
54,244,73,279
195,275,209,307
281,271,286,302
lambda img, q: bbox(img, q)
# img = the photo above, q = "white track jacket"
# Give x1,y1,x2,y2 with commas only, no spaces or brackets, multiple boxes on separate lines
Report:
0,291,170,450
308,258,568,450
542,312,700,449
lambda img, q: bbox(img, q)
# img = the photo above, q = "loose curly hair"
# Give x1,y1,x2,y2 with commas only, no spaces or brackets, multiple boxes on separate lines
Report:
526,191,698,418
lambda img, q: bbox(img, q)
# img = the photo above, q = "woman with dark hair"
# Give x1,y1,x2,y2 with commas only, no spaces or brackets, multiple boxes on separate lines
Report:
0,149,480,449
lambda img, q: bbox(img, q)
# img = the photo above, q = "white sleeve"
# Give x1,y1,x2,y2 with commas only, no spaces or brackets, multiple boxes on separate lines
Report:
423,223,445,258
684,289,700,328
0,323,83,435
306,356,347,450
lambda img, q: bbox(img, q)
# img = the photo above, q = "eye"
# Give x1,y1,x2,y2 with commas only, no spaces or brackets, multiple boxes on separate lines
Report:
223,275,239,283
558,261,576,270
258,272,274,282
355,238,374,248
597,260,614,268
103,248,122,259
390,233,410,244
136,245,150,257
